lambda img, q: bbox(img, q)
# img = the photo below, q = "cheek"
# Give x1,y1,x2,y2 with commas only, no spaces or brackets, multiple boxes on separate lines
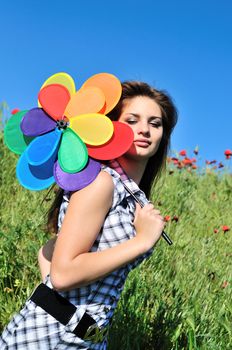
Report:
152,128,163,142
159,128,164,140
131,127,137,139
156,129,164,149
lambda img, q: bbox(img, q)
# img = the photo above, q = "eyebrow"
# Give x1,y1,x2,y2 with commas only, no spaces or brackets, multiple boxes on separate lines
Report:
124,113,162,119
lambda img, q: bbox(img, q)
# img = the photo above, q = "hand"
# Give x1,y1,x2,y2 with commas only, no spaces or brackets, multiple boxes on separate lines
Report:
133,203,165,252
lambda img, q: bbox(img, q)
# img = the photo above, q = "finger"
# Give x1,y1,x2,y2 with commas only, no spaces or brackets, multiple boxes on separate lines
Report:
143,203,155,210
157,215,165,222
152,209,161,215
134,202,141,220
135,202,141,211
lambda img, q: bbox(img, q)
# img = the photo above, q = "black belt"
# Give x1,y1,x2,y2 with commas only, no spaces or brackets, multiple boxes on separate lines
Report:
30,283,96,339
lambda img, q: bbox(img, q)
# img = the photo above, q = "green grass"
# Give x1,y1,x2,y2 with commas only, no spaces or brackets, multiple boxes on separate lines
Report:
0,133,232,349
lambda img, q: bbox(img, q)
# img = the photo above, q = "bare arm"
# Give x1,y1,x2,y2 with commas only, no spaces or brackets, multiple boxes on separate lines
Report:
50,171,165,291
38,237,56,281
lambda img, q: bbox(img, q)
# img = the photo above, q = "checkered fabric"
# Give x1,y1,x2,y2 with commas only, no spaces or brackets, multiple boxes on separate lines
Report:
0,160,153,349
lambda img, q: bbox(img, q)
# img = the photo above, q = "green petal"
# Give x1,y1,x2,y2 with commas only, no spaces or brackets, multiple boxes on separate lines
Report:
58,128,88,173
4,110,34,154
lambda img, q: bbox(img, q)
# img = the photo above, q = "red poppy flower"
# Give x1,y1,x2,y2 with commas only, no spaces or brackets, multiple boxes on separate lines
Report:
222,225,230,232
179,150,187,157
182,157,192,166
224,149,232,156
164,215,171,222
192,164,197,169
11,108,20,115
172,159,179,165
224,150,232,159
214,228,218,234
172,215,179,222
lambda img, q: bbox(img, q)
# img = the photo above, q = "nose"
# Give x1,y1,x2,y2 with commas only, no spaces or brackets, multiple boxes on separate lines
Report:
137,121,150,136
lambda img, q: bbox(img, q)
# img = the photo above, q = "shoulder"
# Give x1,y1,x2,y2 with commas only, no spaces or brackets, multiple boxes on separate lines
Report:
92,169,115,190
63,164,127,212
84,169,114,194
69,169,114,209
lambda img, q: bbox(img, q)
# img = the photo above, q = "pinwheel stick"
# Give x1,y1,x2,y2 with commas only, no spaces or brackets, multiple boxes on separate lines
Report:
123,183,173,246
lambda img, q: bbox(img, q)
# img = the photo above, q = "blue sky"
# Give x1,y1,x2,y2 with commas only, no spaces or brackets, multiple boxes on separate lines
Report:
1,0,231,168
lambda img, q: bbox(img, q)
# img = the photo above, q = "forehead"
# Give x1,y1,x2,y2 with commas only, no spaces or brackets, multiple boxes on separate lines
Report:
121,96,162,117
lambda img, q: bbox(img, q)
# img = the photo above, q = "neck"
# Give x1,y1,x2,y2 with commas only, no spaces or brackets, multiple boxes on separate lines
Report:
117,156,148,184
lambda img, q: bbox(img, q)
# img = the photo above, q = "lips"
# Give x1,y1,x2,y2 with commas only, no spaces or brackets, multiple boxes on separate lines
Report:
134,139,151,148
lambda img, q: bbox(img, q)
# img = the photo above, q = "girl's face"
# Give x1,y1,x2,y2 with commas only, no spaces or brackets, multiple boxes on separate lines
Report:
118,96,163,161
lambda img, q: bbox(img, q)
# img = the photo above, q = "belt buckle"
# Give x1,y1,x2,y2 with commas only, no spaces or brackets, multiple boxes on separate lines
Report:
84,324,109,343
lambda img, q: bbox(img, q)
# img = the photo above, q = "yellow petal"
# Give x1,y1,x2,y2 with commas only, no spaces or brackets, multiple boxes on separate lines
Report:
70,113,113,145
38,72,75,107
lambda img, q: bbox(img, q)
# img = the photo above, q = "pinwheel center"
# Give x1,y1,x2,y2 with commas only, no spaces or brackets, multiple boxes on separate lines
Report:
56,119,69,130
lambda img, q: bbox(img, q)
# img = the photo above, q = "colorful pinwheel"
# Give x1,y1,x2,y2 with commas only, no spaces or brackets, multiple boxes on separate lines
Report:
4,72,134,191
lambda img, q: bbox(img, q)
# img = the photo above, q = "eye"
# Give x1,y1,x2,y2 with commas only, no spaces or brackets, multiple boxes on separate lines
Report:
150,121,162,128
126,119,137,125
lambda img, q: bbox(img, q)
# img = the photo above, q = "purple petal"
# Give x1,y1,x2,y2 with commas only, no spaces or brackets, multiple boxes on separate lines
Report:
20,107,56,137
54,158,101,191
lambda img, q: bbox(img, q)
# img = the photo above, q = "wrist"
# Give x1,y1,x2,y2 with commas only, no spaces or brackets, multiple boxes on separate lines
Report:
133,234,151,255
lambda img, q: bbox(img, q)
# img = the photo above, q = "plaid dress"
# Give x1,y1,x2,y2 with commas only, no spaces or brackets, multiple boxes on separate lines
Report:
0,160,153,349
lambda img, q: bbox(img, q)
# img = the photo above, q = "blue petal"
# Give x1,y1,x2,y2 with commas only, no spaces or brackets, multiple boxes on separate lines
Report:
16,151,55,191
25,129,62,166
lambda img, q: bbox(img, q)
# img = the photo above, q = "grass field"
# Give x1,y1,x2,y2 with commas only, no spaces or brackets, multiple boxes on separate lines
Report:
0,131,232,349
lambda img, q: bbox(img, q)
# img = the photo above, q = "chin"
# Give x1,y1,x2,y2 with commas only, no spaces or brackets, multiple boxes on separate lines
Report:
124,144,158,161
125,150,156,162
135,146,158,158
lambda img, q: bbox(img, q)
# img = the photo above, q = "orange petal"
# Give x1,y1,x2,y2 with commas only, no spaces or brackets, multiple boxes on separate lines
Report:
81,73,122,114
65,87,105,118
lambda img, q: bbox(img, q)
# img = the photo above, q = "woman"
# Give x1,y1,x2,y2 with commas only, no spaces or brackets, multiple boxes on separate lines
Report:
0,81,178,349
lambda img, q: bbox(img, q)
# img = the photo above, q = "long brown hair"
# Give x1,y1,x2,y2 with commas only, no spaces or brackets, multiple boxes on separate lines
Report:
108,81,178,197
46,186,64,234
47,80,178,233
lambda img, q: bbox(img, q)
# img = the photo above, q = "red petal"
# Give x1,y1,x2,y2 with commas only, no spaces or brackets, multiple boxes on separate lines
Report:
87,121,134,160
38,84,70,121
